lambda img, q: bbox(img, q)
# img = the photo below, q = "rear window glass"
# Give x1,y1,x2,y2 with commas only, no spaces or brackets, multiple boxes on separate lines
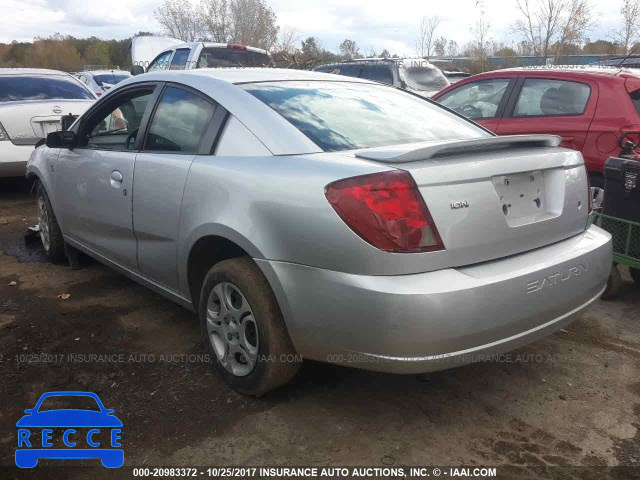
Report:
359,65,394,85
197,48,270,68
0,75,94,102
243,81,488,152
400,62,450,91
630,90,640,116
93,74,130,87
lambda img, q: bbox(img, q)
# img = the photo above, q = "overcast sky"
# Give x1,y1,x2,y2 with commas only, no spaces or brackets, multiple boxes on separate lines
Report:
0,0,624,54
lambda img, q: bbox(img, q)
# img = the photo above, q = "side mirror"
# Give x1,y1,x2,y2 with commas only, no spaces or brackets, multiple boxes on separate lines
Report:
24,409,34,414
46,131,77,149
60,113,76,132
130,64,145,76
105,408,115,414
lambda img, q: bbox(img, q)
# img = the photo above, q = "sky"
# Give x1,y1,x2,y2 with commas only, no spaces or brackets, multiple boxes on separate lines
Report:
0,0,624,54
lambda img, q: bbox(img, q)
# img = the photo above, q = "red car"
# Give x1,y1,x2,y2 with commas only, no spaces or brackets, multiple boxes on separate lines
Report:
432,67,640,187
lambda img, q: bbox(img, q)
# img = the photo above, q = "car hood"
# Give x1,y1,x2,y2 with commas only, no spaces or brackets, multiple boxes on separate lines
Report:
16,410,123,427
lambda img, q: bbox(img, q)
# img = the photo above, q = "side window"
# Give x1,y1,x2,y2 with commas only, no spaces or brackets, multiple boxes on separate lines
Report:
83,89,155,150
148,51,173,72
359,65,394,85
143,86,216,153
513,79,591,117
170,49,191,70
437,78,511,120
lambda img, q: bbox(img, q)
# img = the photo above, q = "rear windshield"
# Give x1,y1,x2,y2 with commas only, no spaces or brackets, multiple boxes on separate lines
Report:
197,48,270,68
630,90,640,116
242,81,488,152
93,74,130,88
0,75,94,102
400,62,450,91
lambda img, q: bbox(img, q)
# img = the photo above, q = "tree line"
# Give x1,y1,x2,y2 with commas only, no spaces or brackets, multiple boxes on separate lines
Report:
1,0,639,73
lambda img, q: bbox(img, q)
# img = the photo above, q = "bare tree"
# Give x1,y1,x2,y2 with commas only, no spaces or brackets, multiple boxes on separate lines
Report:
154,0,203,42
613,0,640,53
199,0,279,50
473,3,492,70
339,39,360,59
273,26,299,55
512,0,592,59
447,40,459,57
555,0,592,58
415,16,442,58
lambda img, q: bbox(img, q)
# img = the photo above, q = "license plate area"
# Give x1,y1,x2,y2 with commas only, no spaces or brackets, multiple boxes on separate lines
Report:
492,170,549,227
40,121,61,136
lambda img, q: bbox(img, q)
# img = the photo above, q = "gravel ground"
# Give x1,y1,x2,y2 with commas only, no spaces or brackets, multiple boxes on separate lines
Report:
0,178,638,480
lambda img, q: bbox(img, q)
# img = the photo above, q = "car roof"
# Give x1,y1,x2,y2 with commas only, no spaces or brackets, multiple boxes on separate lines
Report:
479,66,633,78
78,70,131,76
170,42,269,55
143,67,374,85
0,68,69,76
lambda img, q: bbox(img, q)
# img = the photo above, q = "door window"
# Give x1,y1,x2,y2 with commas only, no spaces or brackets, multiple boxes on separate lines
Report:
437,78,511,119
148,51,173,72
513,79,591,117
143,86,216,153
83,89,155,150
170,49,191,70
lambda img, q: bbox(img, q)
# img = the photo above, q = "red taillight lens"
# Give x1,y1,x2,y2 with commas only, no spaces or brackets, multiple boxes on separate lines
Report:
325,171,444,253
96,92,102,97
227,43,247,50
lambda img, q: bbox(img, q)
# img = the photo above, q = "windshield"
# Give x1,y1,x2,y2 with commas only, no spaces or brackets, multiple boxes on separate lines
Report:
0,75,94,102
243,81,487,152
37,395,101,412
197,48,270,68
93,73,130,88
400,61,450,92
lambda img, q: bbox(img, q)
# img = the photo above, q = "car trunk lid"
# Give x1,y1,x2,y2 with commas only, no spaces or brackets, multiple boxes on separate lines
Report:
354,135,590,268
0,100,93,145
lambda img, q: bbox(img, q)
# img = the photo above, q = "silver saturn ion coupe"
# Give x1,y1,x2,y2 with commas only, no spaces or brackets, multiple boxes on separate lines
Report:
27,68,612,395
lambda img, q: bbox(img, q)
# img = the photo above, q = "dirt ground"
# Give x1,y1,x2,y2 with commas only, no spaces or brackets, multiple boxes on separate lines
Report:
0,178,639,479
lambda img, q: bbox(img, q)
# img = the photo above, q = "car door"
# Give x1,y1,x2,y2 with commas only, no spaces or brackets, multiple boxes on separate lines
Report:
496,76,597,151
133,84,220,290
147,50,174,72
55,83,161,269
434,77,516,132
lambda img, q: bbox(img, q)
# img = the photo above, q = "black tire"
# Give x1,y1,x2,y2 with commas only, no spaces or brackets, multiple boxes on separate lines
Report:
199,257,301,396
601,264,622,300
630,267,640,286
36,184,66,263
589,173,604,190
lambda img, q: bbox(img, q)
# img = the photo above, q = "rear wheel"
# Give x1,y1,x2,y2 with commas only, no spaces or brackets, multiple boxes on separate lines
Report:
36,184,66,263
199,257,300,396
630,267,640,286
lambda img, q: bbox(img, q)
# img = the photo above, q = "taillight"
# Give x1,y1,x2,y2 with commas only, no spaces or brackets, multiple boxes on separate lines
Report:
227,43,247,51
0,122,9,141
96,92,102,97
325,170,444,253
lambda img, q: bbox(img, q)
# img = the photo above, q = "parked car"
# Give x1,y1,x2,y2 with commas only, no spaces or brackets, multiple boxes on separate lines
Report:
313,58,450,97
28,68,611,395
432,67,640,187
443,70,471,83
74,70,131,97
0,68,95,178
130,36,271,75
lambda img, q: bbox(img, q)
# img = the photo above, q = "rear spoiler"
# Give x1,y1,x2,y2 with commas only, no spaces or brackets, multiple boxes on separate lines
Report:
354,135,562,163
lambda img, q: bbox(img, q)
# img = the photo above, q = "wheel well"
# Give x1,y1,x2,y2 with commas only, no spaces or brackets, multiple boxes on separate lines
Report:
187,236,248,308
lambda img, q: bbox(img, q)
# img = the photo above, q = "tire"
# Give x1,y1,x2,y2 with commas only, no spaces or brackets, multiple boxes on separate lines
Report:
36,184,66,263
199,257,301,396
601,264,622,300
630,267,640,286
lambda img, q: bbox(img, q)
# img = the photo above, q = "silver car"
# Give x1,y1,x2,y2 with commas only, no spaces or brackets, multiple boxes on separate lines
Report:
74,70,132,97
0,68,95,177
27,69,612,395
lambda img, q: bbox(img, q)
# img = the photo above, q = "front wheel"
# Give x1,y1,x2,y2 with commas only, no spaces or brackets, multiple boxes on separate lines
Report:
199,257,301,396
36,184,66,263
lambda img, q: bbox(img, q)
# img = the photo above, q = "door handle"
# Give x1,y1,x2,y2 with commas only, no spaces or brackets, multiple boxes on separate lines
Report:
110,170,123,188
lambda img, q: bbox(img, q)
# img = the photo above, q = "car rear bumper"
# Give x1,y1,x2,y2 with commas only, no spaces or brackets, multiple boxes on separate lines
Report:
257,225,612,374
0,141,33,177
